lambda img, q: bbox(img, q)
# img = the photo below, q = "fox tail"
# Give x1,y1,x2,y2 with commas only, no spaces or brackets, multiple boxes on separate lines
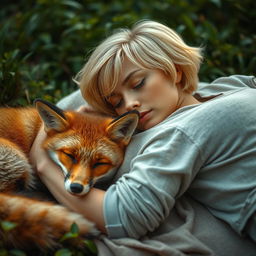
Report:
0,193,99,250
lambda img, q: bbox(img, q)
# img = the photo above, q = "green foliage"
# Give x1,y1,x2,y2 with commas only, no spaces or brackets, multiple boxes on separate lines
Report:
0,0,255,106
1,220,18,232
0,221,97,256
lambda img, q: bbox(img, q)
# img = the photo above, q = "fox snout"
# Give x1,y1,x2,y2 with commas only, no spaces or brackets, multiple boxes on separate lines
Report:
64,177,92,195
64,165,118,196
69,183,85,194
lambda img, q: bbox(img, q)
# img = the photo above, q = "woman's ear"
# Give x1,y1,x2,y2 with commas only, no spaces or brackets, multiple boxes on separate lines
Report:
175,65,182,84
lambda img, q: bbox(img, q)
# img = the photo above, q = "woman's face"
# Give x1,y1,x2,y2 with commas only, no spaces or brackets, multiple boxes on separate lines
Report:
107,59,195,130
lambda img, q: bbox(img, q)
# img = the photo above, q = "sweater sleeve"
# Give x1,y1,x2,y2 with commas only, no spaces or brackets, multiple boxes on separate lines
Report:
104,127,204,239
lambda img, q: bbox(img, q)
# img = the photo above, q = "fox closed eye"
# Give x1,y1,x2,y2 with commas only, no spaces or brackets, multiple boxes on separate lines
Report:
92,162,111,169
63,152,78,164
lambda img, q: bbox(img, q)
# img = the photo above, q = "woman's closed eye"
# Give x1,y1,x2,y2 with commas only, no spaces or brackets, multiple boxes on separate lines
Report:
133,77,146,90
110,77,146,109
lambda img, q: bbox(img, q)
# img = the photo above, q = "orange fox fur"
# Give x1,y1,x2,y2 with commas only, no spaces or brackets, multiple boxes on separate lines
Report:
0,99,139,250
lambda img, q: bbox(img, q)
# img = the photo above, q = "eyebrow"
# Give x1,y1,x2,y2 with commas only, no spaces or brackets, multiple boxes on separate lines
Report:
122,69,140,85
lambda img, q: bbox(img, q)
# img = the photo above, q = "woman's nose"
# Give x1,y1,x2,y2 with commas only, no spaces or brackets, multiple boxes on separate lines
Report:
125,97,140,111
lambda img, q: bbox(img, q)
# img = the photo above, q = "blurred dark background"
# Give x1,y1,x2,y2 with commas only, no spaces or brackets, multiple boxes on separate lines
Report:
0,0,255,106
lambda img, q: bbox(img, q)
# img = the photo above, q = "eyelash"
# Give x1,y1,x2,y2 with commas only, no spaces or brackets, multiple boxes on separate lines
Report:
133,77,146,89
113,77,146,109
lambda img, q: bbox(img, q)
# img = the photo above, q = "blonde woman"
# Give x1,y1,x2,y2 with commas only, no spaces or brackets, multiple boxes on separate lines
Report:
31,20,256,255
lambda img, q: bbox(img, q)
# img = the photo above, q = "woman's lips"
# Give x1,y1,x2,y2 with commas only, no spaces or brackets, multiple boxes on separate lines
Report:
139,110,152,123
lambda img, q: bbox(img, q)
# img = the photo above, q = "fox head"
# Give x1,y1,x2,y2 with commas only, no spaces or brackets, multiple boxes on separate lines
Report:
34,99,139,196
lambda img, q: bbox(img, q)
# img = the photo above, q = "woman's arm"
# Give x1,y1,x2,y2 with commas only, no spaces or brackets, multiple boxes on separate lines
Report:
29,127,107,233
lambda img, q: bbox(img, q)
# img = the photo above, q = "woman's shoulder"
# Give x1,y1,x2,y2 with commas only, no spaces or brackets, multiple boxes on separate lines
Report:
196,75,256,99
150,88,256,143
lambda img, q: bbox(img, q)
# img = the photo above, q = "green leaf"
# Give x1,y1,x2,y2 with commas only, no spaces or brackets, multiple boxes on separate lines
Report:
10,49,20,60
1,221,18,231
60,222,80,242
83,240,98,254
9,249,27,256
70,222,79,234
60,231,78,242
54,248,73,256
209,0,222,7
62,0,82,9
62,23,86,35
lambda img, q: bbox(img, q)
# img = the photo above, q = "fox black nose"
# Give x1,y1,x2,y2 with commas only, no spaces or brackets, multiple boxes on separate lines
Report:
70,183,83,194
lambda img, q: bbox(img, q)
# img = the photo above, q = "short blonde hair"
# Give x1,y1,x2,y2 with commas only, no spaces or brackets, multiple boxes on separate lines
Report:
75,20,203,116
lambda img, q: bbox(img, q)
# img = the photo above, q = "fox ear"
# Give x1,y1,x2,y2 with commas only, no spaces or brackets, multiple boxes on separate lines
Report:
34,99,69,132
107,110,139,145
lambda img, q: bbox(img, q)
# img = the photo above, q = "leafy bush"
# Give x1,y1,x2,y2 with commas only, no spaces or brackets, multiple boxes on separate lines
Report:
0,0,255,106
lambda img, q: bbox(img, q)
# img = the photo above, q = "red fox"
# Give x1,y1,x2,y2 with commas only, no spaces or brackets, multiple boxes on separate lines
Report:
0,99,139,250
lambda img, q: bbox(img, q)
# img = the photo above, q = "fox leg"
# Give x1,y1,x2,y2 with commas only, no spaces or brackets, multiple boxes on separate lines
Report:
0,138,35,192
0,193,99,250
